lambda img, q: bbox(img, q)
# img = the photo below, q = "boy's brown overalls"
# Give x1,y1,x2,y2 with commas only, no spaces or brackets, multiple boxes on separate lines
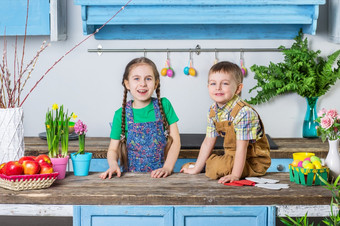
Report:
205,100,271,179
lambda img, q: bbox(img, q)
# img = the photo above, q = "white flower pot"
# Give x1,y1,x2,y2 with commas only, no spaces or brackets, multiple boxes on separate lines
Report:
0,107,25,164
325,139,340,180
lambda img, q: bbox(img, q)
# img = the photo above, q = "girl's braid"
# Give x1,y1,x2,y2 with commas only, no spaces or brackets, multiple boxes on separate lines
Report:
156,85,173,159
119,87,128,170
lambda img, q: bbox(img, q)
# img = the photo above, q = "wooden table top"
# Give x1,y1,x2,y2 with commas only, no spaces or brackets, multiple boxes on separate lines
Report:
24,137,330,159
0,172,332,206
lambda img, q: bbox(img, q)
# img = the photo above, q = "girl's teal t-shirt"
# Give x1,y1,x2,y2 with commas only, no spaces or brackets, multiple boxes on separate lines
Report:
110,97,179,140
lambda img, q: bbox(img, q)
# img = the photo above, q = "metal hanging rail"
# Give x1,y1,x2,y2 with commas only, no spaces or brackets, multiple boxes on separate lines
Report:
88,45,282,55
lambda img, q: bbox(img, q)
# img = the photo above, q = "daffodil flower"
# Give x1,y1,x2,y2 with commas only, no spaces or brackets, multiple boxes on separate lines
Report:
46,124,50,129
52,103,58,110
71,113,78,119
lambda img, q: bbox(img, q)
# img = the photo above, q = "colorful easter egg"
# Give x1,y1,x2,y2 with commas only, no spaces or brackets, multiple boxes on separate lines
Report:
183,66,190,75
167,68,174,77
313,161,322,169
291,159,300,167
297,161,303,167
304,163,315,170
302,160,311,168
189,67,196,76
161,68,167,76
310,156,321,163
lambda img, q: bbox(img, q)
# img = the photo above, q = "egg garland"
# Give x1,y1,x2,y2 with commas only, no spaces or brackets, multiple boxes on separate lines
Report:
184,52,196,76
161,57,174,78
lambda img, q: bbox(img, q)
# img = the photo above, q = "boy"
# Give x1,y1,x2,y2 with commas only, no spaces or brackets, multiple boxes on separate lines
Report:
181,61,271,183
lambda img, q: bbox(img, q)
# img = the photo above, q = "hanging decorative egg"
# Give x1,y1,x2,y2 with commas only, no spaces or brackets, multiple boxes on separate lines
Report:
189,67,196,76
161,68,168,76
167,68,174,77
183,66,190,75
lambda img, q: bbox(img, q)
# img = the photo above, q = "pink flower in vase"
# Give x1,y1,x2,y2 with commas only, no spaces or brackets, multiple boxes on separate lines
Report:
326,109,338,119
317,108,327,117
320,116,334,130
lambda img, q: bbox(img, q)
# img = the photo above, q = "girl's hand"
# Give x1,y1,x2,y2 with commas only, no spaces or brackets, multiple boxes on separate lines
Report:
99,165,121,179
217,174,239,184
151,167,172,178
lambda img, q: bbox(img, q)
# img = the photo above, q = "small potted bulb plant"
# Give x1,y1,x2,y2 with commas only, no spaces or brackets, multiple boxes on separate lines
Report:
45,103,73,179
71,120,92,176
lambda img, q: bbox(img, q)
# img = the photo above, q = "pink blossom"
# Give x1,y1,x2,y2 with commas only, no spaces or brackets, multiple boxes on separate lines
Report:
334,127,339,133
326,109,338,118
320,116,334,130
317,108,327,117
74,120,88,135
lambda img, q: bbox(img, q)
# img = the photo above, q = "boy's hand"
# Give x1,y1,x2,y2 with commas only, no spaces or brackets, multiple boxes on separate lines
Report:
217,174,240,184
99,165,121,179
180,167,199,174
151,167,172,178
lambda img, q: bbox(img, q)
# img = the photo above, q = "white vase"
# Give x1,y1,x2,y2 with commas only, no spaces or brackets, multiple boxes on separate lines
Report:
325,139,340,180
0,107,25,164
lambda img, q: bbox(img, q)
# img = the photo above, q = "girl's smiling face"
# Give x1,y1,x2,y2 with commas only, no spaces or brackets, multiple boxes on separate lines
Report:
208,71,243,107
124,63,158,108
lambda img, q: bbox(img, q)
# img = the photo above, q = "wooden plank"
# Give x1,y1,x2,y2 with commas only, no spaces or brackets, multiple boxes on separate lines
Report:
24,137,330,159
0,173,332,206
0,204,73,216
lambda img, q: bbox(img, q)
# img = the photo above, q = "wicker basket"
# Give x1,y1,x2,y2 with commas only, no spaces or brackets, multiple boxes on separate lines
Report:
0,172,59,191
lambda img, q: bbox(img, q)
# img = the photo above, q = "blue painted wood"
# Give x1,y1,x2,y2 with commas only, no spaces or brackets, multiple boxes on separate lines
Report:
0,0,50,36
175,206,269,226
74,0,325,40
74,205,275,226
74,205,174,226
88,158,292,173
267,206,277,226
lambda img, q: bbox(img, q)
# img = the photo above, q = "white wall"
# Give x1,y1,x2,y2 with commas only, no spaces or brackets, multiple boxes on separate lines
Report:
1,1,339,138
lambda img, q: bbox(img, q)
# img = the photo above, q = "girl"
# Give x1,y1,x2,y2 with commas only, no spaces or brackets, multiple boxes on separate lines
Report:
181,61,271,183
100,57,180,179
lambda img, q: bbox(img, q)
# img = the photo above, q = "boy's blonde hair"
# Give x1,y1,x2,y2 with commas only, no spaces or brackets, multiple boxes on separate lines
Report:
208,61,243,85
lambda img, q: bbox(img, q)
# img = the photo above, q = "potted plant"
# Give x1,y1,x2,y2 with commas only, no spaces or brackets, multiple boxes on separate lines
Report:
71,120,92,176
45,103,73,179
247,30,340,138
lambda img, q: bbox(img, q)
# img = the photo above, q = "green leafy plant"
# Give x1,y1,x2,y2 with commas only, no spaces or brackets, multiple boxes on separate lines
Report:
280,174,340,226
280,213,316,226
247,30,340,105
45,104,74,158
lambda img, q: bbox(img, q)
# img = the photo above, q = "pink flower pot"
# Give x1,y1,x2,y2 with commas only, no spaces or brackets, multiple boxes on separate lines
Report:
50,156,69,179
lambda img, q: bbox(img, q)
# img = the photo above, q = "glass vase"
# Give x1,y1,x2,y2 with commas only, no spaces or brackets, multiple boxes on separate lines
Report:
302,97,318,138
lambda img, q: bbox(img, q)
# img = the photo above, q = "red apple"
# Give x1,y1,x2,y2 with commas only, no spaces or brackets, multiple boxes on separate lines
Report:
18,156,36,165
22,160,40,175
5,161,24,176
28,156,37,161
0,163,6,174
35,154,52,166
39,162,54,174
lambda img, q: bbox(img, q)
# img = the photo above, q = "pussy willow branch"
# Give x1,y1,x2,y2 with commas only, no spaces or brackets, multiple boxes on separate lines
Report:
19,0,133,107
12,42,48,106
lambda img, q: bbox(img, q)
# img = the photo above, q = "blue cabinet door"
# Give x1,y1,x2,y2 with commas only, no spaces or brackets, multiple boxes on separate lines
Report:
0,0,50,36
175,206,276,226
74,206,174,226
